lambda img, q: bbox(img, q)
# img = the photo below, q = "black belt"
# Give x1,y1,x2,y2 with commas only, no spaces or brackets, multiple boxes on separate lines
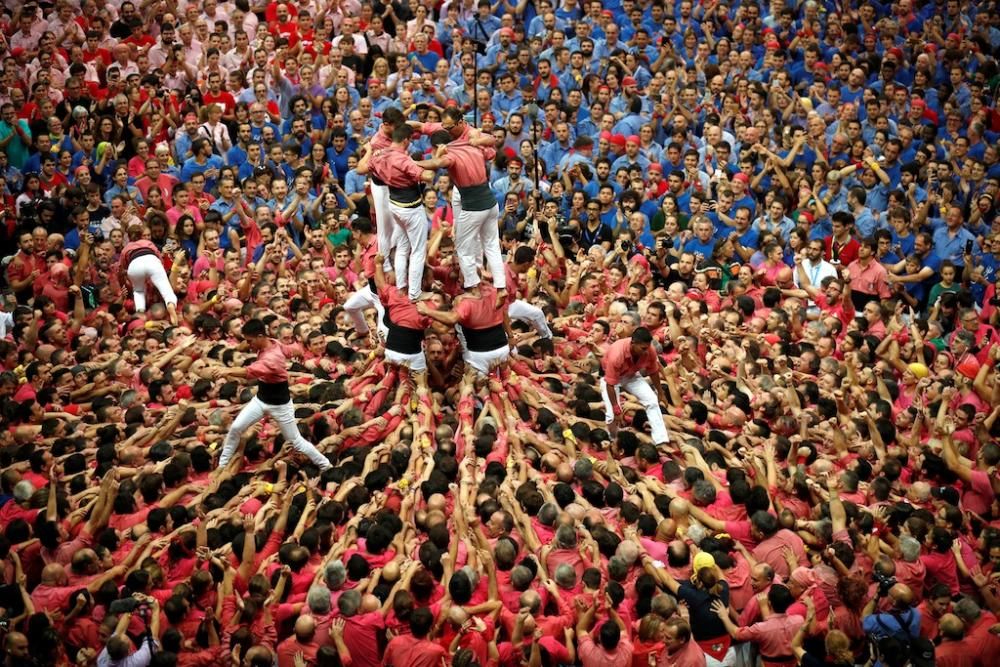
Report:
386,324,424,354
368,278,378,292
257,381,290,405
463,323,506,352
389,184,421,206
128,248,156,263
372,174,386,186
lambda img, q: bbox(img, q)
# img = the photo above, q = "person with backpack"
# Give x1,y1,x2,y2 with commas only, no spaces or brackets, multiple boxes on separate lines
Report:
862,583,922,667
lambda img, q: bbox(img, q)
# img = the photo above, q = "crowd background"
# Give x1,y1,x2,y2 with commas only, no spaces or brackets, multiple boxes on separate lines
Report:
0,0,998,667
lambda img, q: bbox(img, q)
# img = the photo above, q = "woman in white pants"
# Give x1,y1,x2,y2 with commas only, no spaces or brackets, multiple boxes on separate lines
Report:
213,319,331,472
118,235,178,325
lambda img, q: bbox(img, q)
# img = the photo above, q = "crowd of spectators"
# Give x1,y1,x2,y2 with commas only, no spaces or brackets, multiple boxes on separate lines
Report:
0,1,998,667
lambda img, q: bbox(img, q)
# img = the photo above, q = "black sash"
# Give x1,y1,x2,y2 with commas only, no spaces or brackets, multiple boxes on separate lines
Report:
463,323,507,352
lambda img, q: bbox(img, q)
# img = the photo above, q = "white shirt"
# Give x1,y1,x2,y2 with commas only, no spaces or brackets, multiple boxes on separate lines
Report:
794,257,839,289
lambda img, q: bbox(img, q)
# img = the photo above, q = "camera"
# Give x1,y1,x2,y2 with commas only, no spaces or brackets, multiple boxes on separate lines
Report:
659,237,673,250
873,571,897,598
109,598,141,614
555,224,576,246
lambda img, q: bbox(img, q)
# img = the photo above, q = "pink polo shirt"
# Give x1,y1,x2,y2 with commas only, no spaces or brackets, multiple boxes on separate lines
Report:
602,338,659,386
437,141,496,187
369,145,426,189
734,612,805,663
577,631,634,667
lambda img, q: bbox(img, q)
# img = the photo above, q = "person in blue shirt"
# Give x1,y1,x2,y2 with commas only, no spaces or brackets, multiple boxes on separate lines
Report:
491,73,524,125
466,0,501,44
682,217,717,261
931,207,980,268
180,139,224,193
325,131,351,187
847,186,879,239
227,123,254,167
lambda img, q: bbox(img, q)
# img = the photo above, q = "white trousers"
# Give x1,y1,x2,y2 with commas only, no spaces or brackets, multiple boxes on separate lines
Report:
451,190,505,289
600,376,671,445
705,646,737,667
343,283,388,338
508,299,552,339
463,345,510,375
391,203,428,301
218,396,330,470
385,348,427,372
371,183,394,271
127,254,177,312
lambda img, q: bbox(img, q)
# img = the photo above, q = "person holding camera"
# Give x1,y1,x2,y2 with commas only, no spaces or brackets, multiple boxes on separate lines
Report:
98,594,161,667
862,582,920,659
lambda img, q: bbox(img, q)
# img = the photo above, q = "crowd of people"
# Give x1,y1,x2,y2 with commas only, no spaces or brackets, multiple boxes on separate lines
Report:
0,1,999,667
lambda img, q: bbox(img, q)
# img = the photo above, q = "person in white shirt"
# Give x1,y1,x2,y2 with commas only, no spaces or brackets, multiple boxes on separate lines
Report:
794,238,839,289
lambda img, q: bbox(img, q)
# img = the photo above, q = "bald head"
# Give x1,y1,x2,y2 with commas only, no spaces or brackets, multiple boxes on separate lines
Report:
294,615,316,641
426,493,446,513
448,605,469,627
889,583,914,609
938,613,965,641
519,590,541,614
41,563,68,586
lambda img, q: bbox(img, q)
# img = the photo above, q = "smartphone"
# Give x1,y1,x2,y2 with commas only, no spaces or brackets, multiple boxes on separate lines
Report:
965,240,974,254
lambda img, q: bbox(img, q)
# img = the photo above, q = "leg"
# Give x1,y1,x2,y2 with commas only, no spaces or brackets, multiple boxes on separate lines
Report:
372,184,395,272
403,206,428,301
480,206,506,289
126,261,148,313
218,398,266,468
265,401,332,471
622,375,671,444
454,209,482,289
392,219,411,293
143,256,179,325
508,299,553,339
344,285,377,335
599,378,615,425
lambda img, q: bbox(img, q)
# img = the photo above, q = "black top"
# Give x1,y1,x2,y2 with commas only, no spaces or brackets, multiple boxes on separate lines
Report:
676,580,730,641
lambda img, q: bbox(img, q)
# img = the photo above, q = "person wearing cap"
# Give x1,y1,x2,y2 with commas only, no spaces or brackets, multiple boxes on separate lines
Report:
356,125,435,302
643,548,734,667
491,156,533,206
213,318,331,473
611,135,651,176
117,225,178,326
610,76,642,119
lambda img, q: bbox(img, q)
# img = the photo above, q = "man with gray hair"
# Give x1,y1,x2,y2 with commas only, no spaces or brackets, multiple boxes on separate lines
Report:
952,597,1000,656
338,588,386,666
325,560,347,592
894,536,926,599
0,479,39,527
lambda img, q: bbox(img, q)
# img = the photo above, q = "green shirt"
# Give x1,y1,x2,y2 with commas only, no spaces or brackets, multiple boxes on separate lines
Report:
0,120,32,170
